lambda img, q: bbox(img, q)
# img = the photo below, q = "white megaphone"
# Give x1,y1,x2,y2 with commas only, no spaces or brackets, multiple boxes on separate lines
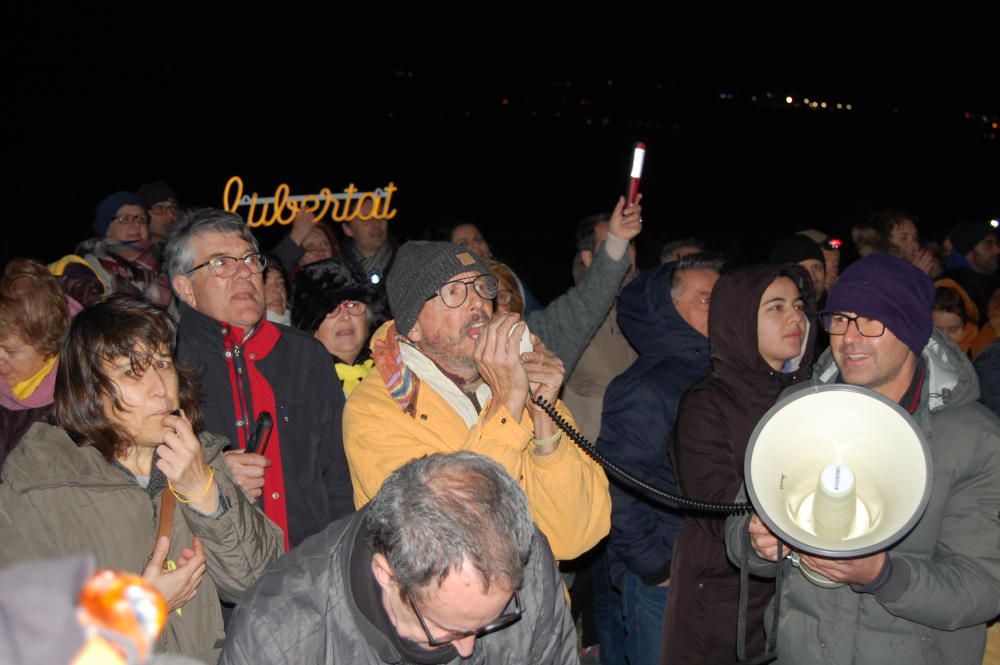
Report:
745,384,933,587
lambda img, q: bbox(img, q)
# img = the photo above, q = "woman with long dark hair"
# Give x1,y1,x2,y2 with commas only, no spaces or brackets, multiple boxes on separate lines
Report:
0,295,282,663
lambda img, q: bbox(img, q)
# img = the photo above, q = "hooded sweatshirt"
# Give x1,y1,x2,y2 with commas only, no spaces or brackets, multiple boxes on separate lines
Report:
661,263,816,665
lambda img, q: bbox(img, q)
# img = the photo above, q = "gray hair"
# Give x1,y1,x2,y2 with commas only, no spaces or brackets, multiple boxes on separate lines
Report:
669,253,725,305
365,452,534,600
163,208,259,282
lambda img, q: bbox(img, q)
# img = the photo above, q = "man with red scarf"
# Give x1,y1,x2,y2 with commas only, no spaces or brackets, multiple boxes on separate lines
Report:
166,208,353,549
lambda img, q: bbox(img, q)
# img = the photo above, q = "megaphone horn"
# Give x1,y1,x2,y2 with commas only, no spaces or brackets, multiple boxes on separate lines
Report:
745,384,932,585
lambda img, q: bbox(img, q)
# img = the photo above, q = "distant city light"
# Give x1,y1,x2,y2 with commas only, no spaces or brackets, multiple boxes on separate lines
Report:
821,102,827,108
991,219,999,229
786,96,793,104
803,98,810,104
846,104,853,110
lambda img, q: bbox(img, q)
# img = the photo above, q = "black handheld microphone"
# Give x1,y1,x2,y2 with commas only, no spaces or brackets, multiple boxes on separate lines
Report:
245,412,273,455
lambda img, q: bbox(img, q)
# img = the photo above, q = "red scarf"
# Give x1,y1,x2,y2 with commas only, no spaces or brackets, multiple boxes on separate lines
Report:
223,321,291,550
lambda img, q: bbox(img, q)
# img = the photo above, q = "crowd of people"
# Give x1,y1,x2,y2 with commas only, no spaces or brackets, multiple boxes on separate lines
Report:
1,181,1000,665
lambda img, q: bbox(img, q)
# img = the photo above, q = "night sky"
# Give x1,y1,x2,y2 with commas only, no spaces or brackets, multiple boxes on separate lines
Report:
7,11,998,302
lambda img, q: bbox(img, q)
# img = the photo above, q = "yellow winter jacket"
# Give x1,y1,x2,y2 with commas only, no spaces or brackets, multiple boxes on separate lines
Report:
343,321,611,561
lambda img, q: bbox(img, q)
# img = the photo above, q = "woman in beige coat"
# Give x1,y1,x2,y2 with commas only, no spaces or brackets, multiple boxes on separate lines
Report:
0,295,283,664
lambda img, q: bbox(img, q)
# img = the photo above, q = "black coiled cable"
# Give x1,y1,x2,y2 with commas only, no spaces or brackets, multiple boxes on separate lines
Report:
532,394,753,516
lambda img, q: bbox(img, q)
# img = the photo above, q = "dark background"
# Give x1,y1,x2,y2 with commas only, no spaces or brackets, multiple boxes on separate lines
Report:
6,11,998,303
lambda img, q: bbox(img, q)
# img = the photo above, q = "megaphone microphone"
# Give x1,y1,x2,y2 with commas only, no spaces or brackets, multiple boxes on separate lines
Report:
745,384,933,587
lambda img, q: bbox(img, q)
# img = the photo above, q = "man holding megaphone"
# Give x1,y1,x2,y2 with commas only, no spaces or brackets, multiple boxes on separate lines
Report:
727,253,1000,665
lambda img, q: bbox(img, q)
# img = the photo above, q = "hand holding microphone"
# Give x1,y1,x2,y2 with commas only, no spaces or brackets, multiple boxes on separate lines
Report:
224,412,273,501
475,313,530,422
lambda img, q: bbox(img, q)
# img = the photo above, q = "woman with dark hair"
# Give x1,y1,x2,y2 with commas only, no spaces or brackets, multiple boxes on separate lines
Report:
0,259,79,464
932,279,979,354
852,209,935,277
291,258,388,397
300,220,341,266
268,210,343,285
262,254,291,325
0,295,282,663
662,264,817,665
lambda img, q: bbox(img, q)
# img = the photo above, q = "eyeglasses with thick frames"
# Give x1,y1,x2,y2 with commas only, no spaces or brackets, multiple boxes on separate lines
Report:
407,589,522,648
820,311,886,337
427,274,498,308
112,213,149,226
186,253,267,278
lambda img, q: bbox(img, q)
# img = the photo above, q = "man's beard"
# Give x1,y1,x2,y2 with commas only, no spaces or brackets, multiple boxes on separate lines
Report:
418,311,492,376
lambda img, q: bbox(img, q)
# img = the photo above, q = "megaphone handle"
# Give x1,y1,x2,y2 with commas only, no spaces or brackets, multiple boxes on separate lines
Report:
789,552,845,589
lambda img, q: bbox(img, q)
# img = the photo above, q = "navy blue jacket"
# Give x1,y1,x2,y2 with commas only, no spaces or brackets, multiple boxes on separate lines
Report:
595,262,712,586
975,338,1000,418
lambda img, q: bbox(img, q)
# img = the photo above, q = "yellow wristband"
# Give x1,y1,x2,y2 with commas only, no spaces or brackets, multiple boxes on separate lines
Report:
169,467,216,504
531,431,562,447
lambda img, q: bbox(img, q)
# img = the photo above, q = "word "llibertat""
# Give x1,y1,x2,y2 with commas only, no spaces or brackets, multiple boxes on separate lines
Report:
223,176,399,228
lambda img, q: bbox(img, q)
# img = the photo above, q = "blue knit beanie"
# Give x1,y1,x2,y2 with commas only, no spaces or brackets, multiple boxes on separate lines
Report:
94,191,146,237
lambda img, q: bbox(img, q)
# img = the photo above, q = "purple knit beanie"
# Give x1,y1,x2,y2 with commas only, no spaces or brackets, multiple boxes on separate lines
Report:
825,253,934,357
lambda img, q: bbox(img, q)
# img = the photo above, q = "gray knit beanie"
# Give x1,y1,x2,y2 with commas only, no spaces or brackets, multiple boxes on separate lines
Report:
387,241,492,335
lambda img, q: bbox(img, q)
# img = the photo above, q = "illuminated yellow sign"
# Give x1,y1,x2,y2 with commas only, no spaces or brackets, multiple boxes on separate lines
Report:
223,176,398,228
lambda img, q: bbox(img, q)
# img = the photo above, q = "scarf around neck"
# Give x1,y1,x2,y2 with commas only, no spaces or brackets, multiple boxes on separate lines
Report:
371,323,491,427
0,356,58,410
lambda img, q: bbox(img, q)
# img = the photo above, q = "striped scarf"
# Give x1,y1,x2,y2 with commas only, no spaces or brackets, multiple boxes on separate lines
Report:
371,323,420,417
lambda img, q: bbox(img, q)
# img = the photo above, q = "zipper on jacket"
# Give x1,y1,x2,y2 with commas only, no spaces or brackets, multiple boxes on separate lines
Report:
221,322,259,447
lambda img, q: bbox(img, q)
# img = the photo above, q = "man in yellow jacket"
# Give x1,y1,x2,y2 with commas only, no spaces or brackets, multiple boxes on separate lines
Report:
343,241,611,561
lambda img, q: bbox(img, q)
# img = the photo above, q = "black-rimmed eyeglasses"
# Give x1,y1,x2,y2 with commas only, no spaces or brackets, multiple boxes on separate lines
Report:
820,311,886,337
407,589,522,648
427,274,498,308
186,253,267,278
